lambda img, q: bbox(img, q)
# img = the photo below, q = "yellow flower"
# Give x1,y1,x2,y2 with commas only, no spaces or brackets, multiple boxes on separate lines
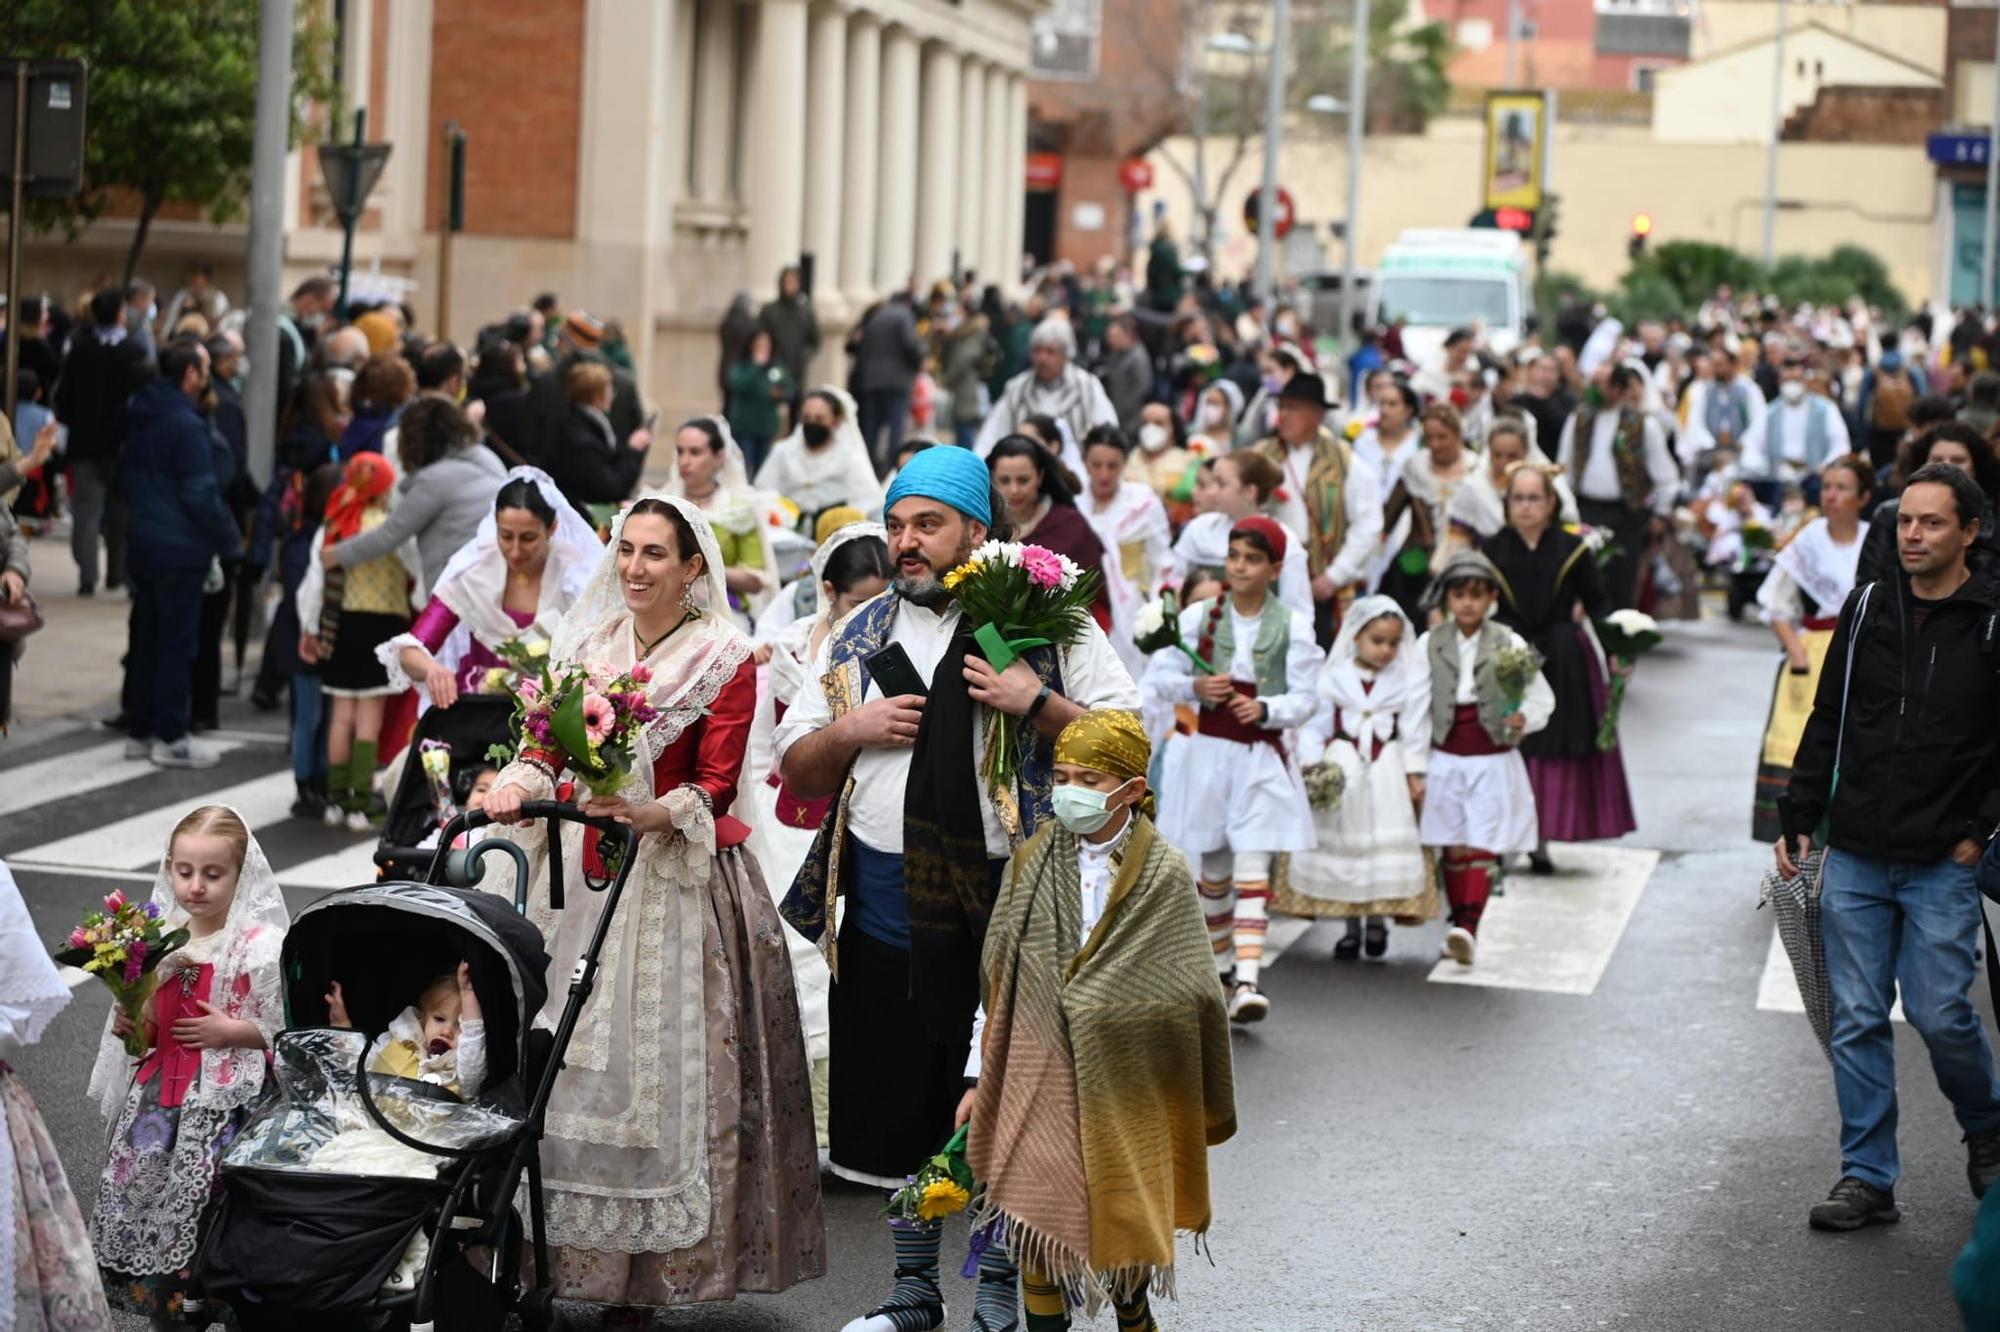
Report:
915,1177,970,1221
1344,419,1365,441
941,561,981,592
482,667,512,693
526,640,550,659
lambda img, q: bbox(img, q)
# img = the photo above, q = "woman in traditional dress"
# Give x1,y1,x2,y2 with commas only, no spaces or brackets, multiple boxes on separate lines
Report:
1188,378,1243,459
1440,414,1578,559
668,416,784,627
1484,464,1636,872
745,522,891,1148
987,434,1114,629
2,859,116,1332
1123,402,1199,529
482,495,825,1313
1378,403,1478,619
753,385,885,531
1750,454,1872,842
377,466,602,710
1079,425,1173,677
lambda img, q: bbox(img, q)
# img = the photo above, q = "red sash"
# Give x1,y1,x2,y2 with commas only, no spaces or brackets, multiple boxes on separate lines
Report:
1197,681,1286,758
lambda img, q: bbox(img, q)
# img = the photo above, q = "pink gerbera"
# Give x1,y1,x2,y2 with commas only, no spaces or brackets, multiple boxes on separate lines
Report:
516,677,540,705
1019,545,1064,590
582,692,617,744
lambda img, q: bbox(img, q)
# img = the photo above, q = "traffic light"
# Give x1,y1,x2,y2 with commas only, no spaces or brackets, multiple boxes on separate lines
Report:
1532,193,1560,268
1628,212,1653,260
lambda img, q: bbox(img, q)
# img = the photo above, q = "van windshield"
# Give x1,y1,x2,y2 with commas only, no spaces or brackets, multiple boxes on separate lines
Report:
1377,275,1512,329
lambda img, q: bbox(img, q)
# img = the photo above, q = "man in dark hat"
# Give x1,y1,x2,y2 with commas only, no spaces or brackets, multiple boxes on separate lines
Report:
1253,370,1383,646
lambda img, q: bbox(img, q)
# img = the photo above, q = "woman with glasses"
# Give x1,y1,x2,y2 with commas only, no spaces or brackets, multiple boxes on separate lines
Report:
1483,462,1636,874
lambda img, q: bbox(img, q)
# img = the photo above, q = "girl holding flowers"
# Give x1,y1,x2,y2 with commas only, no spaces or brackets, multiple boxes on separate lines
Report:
1484,462,1637,871
1415,552,1554,967
87,806,288,1328
1142,516,1323,1024
1283,594,1438,958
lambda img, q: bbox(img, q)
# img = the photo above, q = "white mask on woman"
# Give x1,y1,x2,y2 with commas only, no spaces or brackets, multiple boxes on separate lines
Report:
1138,423,1171,452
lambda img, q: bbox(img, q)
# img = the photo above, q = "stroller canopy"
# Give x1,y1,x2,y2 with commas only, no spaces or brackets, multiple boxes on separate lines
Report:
284,883,549,1091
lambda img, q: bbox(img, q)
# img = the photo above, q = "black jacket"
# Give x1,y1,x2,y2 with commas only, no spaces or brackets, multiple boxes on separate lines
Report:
1782,569,2000,861
1854,496,2000,588
548,406,647,515
53,327,150,463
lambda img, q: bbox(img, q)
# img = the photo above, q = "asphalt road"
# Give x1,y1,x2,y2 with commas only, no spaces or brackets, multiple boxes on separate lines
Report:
1,607,1982,1331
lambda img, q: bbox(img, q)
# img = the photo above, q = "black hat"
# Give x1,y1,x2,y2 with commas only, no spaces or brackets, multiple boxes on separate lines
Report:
1277,371,1330,408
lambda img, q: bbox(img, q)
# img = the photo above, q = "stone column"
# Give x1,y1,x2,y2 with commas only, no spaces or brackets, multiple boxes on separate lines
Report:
380,0,432,245
803,3,848,299
664,0,698,199
1005,70,1028,288
840,13,882,301
690,0,736,206
748,0,809,298
982,64,1008,292
875,25,922,296
915,43,961,288
957,55,985,287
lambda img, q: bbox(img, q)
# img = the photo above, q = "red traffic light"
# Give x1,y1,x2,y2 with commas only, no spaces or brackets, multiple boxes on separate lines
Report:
1494,207,1533,232
1631,212,1654,237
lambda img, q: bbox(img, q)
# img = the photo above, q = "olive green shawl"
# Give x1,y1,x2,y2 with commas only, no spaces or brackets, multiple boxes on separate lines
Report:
967,816,1236,1307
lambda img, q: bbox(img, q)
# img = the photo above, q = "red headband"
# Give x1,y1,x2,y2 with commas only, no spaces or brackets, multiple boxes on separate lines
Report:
1228,515,1289,564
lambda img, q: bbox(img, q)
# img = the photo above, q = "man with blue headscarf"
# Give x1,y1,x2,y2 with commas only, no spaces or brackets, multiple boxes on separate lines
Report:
776,444,1139,1332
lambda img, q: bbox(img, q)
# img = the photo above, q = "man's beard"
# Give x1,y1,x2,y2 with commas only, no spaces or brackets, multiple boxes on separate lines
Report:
894,537,974,609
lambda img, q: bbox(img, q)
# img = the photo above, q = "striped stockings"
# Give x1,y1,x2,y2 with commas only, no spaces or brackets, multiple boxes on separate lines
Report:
1441,848,1498,935
1021,1264,1159,1332
1199,850,1275,985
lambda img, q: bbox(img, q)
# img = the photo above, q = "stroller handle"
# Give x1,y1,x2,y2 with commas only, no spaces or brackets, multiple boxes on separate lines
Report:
429,802,638,913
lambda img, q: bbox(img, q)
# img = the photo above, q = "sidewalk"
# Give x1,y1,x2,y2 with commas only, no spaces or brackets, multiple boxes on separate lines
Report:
10,531,283,748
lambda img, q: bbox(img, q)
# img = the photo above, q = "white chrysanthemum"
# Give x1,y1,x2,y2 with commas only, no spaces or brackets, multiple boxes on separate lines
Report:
1604,608,1659,636
1134,600,1166,637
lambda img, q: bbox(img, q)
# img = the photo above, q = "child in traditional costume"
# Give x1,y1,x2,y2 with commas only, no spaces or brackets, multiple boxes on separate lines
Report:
297,453,412,831
1142,515,1322,1023
967,710,1235,1332
1283,594,1436,958
1415,552,1553,968
88,807,288,1329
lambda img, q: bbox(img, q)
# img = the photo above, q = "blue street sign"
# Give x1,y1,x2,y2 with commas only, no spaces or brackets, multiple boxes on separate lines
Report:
1929,132,1992,168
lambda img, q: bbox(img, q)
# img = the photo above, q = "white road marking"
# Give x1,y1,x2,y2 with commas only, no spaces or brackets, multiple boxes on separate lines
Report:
61,965,91,989
1756,926,1904,1023
8,862,163,885
1427,843,1660,996
279,840,384,890
0,739,243,818
13,770,299,871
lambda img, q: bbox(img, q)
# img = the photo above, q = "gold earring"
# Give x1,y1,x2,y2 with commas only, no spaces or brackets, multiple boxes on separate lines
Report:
681,579,697,611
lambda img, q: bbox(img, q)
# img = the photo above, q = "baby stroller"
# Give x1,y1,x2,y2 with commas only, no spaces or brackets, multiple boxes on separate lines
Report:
199,803,637,1331
374,695,516,882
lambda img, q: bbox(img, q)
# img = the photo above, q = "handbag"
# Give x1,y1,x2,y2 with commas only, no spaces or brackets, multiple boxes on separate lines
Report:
0,590,43,643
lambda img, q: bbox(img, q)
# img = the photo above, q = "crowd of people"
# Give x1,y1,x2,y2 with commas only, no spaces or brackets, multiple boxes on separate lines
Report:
15,248,2000,1329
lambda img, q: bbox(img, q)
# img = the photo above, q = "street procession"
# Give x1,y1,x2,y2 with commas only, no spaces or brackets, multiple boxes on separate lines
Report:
10,0,2000,1328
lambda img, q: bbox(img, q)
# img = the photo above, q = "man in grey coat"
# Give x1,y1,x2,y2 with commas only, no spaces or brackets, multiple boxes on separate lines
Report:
854,295,924,471
1097,313,1154,432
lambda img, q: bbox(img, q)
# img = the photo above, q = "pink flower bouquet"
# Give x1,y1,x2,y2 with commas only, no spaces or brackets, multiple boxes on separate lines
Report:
52,891,191,1056
489,656,662,798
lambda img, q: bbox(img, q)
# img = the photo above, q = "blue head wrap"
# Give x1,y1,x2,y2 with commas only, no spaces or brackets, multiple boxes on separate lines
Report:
883,445,992,527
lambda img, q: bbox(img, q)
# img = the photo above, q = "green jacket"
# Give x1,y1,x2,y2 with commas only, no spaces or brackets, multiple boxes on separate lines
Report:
725,359,791,443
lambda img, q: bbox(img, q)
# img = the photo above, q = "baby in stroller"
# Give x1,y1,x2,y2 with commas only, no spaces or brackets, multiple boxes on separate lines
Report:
326,962,488,1099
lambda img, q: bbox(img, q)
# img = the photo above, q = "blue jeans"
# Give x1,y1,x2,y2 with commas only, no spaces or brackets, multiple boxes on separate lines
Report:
953,421,980,451
124,567,206,744
1821,848,2000,1190
290,672,326,784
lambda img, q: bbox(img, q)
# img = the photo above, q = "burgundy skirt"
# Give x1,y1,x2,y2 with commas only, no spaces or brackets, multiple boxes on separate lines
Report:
1525,633,1636,842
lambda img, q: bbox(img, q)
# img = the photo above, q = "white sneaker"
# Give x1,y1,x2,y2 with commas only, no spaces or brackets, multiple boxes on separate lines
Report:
345,808,374,834
1227,982,1270,1024
123,738,150,760
322,803,345,828
150,737,220,769
1444,926,1477,966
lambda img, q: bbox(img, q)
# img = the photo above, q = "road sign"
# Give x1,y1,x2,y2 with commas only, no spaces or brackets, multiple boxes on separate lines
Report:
1118,158,1153,193
1243,186,1296,240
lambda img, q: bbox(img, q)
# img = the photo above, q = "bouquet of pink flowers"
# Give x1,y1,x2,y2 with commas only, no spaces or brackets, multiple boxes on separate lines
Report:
52,890,190,1056
940,541,1102,798
489,656,663,797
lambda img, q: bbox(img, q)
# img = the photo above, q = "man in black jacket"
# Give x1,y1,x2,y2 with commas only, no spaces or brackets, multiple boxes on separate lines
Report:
1780,463,2000,1232
54,289,150,595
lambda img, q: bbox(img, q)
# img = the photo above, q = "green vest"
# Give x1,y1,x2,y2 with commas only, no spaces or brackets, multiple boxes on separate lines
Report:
1198,597,1293,698
1427,620,1515,748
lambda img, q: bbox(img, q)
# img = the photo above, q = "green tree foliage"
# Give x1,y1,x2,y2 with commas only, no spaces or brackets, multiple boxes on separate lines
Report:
1292,0,1453,133
0,0,337,283
1591,241,1908,325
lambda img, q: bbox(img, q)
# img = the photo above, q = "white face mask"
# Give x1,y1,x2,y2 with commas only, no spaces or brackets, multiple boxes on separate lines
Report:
1780,380,1807,404
1051,779,1135,836
1201,402,1228,427
1138,423,1170,452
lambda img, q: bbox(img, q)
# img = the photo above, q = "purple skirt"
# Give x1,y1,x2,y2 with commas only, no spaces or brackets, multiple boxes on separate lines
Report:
1525,749,1637,843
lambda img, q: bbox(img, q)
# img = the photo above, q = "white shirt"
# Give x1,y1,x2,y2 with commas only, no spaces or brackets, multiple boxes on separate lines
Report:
1076,814,1133,944
754,432,885,517
1268,441,1385,588
1742,397,1852,479
1141,599,1324,731
772,596,1142,859
1429,624,1555,733
1556,410,1680,516
1168,511,1313,621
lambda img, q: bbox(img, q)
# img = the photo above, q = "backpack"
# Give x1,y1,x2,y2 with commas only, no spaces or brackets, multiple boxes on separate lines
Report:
1872,371,1913,431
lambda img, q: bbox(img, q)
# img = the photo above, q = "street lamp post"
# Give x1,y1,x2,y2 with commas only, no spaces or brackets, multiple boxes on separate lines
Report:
1308,0,1370,363
1983,9,2000,307
1254,0,1292,307
1761,0,1787,267
316,108,392,317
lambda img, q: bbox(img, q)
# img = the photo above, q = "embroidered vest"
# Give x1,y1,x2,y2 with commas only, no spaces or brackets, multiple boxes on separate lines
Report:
1568,405,1651,511
778,592,1065,956
1258,427,1352,579
1427,620,1515,748
1194,597,1292,698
